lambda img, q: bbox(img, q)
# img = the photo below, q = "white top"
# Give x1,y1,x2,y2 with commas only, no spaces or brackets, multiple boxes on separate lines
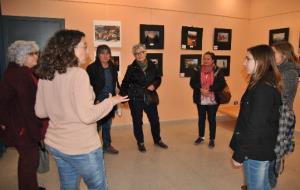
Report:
35,67,114,155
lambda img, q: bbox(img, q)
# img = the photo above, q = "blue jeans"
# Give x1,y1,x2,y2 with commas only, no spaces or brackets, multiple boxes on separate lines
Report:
97,118,112,150
243,159,270,190
47,145,107,190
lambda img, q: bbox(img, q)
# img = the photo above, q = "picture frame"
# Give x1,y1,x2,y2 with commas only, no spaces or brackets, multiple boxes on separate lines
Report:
215,55,231,76
140,24,164,49
213,28,232,50
181,26,203,50
269,28,289,46
180,54,201,77
146,53,163,76
111,51,121,74
93,20,121,47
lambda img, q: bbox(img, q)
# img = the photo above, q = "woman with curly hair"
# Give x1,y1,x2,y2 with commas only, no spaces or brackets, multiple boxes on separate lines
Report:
0,40,45,190
34,29,128,190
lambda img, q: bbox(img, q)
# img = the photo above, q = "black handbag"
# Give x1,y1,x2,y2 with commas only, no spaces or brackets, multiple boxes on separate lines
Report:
144,90,159,105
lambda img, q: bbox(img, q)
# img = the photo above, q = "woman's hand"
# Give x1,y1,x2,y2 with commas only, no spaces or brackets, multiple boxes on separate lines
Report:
110,94,129,106
200,88,210,96
147,85,155,91
232,159,243,167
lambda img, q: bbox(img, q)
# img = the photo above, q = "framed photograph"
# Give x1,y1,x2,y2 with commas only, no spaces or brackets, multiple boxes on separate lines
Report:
111,51,121,74
215,55,230,76
140,24,164,49
269,28,289,45
181,26,203,50
180,54,201,77
93,20,121,47
146,53,163,76
213,28,232,50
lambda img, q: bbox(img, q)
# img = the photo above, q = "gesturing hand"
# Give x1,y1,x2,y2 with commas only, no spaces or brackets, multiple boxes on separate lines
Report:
110,94,129,106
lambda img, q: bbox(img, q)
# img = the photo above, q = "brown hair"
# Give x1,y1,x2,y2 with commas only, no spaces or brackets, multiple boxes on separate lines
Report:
203,51,216,63
35,29,85,80
247,44,282,92
272,41,300,67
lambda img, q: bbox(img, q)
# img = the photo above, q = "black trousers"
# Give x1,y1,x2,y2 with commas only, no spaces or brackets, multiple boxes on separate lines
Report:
196,104,219,140
129,100,161,144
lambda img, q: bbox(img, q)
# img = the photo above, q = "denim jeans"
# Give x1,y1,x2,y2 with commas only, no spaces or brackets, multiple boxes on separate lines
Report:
47,145,107,190
243,159,271,190
97,118,112,150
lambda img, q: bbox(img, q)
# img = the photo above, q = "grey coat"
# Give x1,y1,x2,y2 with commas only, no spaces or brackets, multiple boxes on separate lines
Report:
278,60,300,110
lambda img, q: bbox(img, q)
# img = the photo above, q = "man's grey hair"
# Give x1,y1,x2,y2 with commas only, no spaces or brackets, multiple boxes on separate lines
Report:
7,40,39,66
132,43,146,55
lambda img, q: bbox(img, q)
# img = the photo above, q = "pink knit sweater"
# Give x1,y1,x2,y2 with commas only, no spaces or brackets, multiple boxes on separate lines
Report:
35,67,113,155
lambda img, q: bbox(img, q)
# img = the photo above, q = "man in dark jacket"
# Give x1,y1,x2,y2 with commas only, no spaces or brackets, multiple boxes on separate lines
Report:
86,45,119,154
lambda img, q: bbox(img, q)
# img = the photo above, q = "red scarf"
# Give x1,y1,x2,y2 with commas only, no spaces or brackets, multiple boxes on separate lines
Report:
200,65,214,89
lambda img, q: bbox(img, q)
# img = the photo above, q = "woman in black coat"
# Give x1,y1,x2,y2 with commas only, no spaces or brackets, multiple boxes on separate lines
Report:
120,43,167,152
190,51,226,148
230,45,282,190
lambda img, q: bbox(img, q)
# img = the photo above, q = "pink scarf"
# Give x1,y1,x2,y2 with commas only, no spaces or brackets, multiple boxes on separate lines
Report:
200,65,215,103
201,65,214,89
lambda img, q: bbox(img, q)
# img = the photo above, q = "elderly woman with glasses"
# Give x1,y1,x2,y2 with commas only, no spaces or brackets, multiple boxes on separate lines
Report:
120,43,168,152
0,40,45,190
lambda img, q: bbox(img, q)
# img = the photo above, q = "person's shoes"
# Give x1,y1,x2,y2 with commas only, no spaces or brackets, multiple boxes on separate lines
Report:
137,143,146,153
194,137,204,145
208,140,215,148
241,185,247,190
38,187,46,190
104,145,119,154
154,140,168,149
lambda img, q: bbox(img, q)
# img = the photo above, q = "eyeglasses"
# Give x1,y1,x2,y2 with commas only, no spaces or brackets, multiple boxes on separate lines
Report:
28,51,39,56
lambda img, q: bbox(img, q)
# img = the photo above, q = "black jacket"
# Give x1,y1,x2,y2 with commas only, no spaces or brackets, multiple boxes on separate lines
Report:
230,81,281,163
86,60,119,121
120,59,161,103
190,66,226,104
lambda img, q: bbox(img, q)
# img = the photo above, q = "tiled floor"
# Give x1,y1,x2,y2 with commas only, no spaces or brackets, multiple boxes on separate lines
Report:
0,118,299,190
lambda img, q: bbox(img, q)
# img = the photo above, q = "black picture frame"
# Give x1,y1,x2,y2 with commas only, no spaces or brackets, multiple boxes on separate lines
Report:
147,53,163,76
181,26,203,50
111,55,120,72
213,28,232,50
269,28,289,45
180,54,201,77
215,55,230,76
140,24,164,49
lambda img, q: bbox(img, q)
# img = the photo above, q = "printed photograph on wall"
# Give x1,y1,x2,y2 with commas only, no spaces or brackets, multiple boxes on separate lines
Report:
146,53,163,76
111,51,121,74
215,55,230,76
269,28,289,45
140,24,164,49
93,20,121,47
180,54,201,77
181,26,203,50
213,28,232,50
